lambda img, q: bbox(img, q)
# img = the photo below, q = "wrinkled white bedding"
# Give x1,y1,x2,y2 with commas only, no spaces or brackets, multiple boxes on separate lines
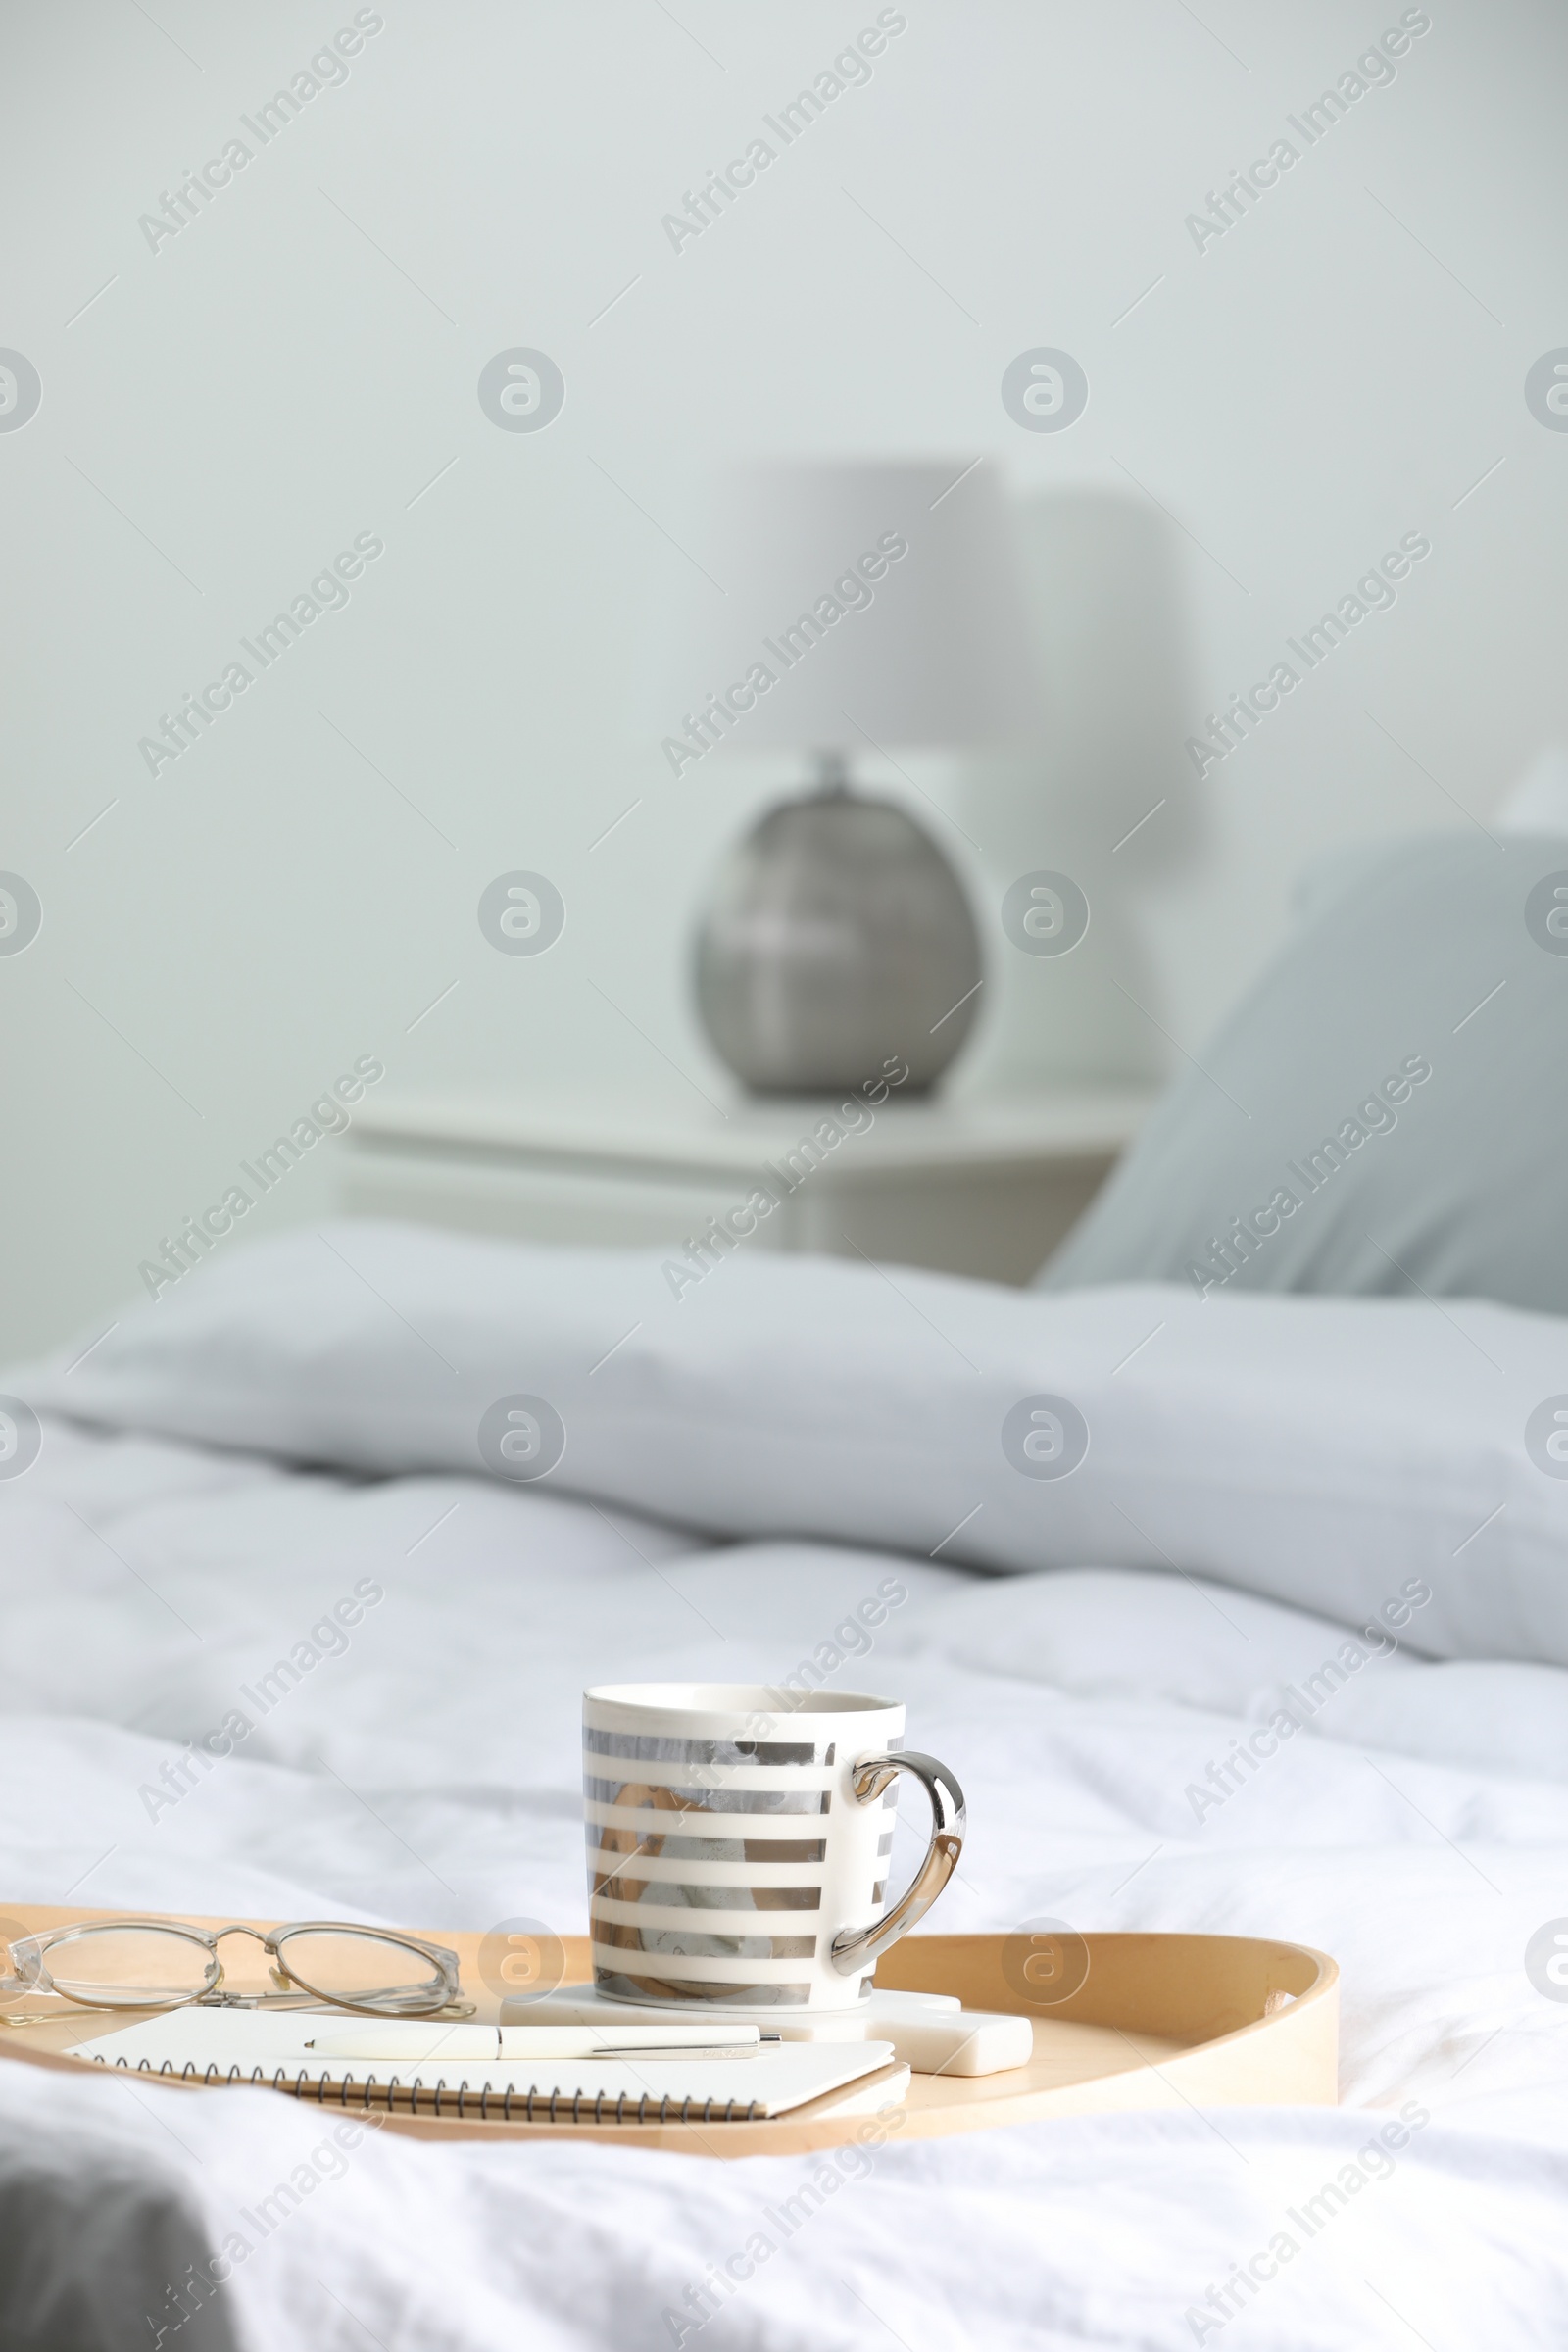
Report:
32,1221,1568,1664
5,1242,1568,2347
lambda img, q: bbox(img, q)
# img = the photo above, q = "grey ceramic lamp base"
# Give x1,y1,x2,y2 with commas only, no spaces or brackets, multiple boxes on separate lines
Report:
694,785,983,1096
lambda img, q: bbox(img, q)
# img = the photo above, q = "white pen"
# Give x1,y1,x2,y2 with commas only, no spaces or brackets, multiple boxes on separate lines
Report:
305,2023,765,2063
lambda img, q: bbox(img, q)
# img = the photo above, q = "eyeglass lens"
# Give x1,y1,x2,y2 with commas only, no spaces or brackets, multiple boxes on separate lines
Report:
27,1925,217,2006
270,1928,449,2011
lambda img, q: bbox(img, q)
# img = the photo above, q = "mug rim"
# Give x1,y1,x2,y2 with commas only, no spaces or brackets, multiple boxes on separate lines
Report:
584,1681,900,1716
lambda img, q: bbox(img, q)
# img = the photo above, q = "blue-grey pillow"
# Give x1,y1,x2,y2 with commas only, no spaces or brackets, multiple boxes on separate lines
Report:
1040,833,1568,1310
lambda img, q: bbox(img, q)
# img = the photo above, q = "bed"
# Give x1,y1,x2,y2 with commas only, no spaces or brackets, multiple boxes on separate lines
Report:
3,1221,1568,2348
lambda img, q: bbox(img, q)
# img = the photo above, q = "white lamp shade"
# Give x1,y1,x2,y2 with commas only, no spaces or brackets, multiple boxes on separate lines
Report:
659,461,1040,754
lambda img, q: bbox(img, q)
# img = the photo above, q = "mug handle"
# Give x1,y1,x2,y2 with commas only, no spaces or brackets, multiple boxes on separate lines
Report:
828,1750,967,1976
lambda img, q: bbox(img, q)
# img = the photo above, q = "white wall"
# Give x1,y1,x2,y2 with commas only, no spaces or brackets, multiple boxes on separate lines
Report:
3,0,1564,1355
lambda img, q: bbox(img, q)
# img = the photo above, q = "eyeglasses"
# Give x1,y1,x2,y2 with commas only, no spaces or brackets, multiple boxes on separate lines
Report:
0,1918,473,2023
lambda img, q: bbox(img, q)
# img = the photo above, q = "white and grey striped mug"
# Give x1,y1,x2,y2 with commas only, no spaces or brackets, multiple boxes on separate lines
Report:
583,1682,966,2011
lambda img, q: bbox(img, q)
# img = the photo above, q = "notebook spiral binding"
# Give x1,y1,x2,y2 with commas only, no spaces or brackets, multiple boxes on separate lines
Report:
90,2053,768,2125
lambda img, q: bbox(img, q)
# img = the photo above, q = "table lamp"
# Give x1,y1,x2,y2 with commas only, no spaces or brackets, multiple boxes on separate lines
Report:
662,461,1038,1095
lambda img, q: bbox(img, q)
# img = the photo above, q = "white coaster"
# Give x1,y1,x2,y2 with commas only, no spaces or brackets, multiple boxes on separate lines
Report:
509,1984,1033,2077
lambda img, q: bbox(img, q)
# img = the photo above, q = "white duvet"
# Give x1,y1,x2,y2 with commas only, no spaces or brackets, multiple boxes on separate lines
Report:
4,1230,1568,2349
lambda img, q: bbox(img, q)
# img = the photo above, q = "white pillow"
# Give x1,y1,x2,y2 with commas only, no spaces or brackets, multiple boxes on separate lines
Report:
20,1221,1568,1666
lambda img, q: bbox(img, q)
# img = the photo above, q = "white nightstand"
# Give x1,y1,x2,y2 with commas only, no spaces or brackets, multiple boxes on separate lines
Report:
338,1086,1154,1286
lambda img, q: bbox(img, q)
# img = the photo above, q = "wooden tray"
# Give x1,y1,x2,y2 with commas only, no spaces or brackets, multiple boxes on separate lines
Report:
0,1903,1337,2158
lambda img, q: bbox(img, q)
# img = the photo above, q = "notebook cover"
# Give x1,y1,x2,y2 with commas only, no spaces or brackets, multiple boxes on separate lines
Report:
73,2011,902,2121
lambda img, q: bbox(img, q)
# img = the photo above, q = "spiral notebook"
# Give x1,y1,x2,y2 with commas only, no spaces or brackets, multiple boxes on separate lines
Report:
73,2011,906,2124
